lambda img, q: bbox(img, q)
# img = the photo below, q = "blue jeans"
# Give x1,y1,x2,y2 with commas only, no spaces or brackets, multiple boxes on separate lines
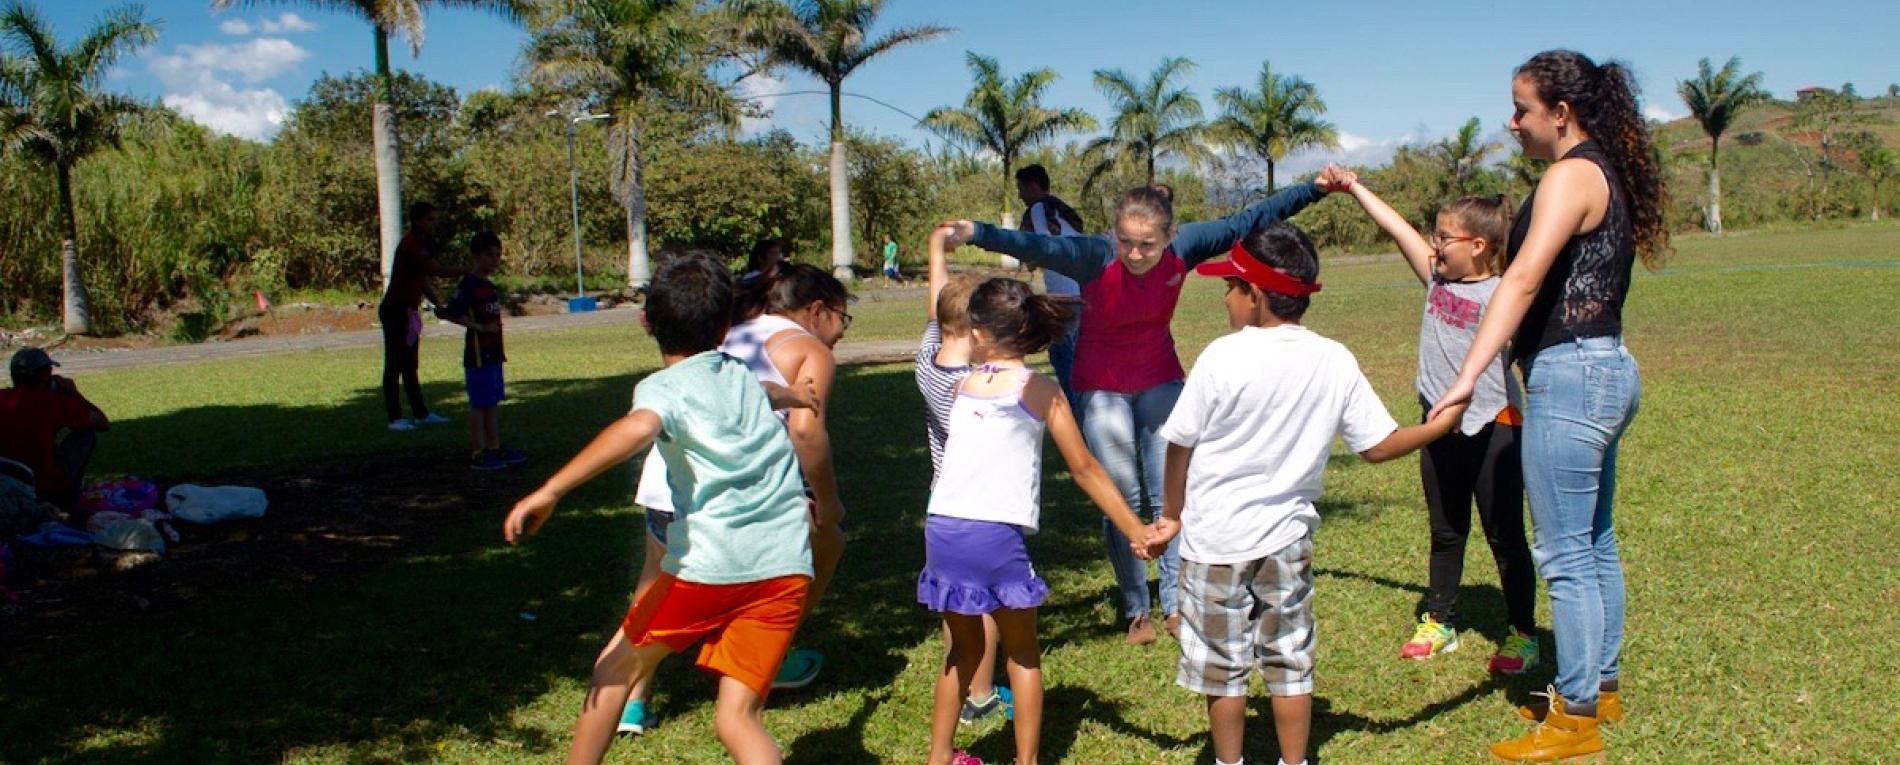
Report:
1048,325,1079,403
1522,337,1639,707
1077,380,1184,619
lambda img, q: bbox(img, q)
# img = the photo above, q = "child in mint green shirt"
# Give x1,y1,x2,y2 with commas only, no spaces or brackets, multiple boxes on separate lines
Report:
503,254,818,765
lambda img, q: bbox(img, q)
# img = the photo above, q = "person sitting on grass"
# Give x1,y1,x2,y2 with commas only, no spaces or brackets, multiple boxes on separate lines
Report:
1144,223,1467,765
503,253,818,765
435,231,524,471
0,348,110,512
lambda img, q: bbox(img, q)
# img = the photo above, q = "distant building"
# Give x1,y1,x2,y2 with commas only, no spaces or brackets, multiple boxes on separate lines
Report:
1795,86,1834,102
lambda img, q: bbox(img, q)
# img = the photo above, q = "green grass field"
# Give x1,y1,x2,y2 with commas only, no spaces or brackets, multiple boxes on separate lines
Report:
5,224,1899,764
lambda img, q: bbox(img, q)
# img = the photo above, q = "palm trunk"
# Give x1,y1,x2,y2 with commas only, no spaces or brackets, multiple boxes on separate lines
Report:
1145,151,1156,186
372,28,405,294
55,162,93,335
998,161,1019,269
1266,157,1276,194
1707,138,1723,235
828,85,854,281
624,120,651,288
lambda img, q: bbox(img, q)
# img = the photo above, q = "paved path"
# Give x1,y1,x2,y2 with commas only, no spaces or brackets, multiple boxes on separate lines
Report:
48,305,920,375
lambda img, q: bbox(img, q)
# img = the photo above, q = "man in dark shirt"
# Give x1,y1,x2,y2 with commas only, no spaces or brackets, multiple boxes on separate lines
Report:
379,202,465,432
0,348,110,510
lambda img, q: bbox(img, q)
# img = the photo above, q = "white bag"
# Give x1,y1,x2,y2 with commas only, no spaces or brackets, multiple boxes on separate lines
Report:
166,484,268,525
96,519,166,554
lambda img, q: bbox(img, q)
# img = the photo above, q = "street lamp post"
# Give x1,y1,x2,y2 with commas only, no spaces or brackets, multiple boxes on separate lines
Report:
549,109,610,311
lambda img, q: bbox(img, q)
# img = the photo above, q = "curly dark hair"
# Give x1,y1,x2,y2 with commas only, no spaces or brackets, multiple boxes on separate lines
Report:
1517,50,1672,268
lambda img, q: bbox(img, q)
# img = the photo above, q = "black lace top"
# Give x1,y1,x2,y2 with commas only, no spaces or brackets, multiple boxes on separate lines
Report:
1508,141,1635,365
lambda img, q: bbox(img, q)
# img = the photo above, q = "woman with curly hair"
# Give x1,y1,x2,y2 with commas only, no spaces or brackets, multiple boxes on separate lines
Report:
1428,49,1670,762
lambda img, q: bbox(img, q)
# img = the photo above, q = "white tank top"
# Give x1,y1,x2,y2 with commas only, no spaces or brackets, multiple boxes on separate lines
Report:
926,366,1047,532
636,314,814,513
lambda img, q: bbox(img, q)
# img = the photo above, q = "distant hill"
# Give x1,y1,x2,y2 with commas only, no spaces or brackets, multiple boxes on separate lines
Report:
1653,95,1900,227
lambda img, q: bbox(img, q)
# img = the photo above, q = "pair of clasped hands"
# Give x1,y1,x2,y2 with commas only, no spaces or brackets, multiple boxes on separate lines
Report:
1127,517,1181,562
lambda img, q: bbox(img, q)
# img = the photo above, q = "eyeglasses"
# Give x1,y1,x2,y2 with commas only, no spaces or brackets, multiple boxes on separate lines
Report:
829,305,854,331
1429,232,1478,249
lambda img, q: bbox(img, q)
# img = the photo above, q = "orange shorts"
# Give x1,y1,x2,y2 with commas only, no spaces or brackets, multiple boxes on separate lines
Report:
621,573,810,697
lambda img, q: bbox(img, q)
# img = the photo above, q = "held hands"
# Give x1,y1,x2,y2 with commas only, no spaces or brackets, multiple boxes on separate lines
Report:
503,488,559,544
1315,164,1359,194
763,374,822,412
1134,517,1182,560
1426,378,1476,429
933,220,975,248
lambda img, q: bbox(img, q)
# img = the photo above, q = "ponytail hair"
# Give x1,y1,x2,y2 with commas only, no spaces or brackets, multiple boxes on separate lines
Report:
966,277,1080,356
1115,185,1175,231
1516,50,1672,268
1440,194,1514,273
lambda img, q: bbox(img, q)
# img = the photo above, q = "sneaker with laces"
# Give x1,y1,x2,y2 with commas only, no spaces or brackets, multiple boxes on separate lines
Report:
771,647,823,690
471,451,507,471
616,699,652,736
959,687,1012,726
419,413,452,425
387,418,417,433
1489,629,1540,675
1400,614,1459,660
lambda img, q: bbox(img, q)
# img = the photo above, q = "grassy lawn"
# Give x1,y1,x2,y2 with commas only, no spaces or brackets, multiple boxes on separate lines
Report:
4,224,1899,764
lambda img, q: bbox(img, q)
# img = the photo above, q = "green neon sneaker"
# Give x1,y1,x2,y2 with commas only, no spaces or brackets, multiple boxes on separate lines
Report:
1488,629,1540,675
1399,614,1459,660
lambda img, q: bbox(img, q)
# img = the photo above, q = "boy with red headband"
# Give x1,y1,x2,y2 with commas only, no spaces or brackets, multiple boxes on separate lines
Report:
1144,222,1467,765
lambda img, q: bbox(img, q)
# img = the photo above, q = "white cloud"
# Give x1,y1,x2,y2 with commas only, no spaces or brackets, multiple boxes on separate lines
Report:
734,72,786,135
1644,104,1685,123
217,12,315,36
148,38,311,140
1278,131,1408,178
260,13,316,34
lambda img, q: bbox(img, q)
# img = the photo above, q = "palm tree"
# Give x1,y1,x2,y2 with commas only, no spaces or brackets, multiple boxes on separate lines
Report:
213,0,533,290
921,51,1094,225
1860,145,1896,221
1434,116,1501,197
1209,60,1335,195
1677,56,1766,234
0,2,157,335
1081,56,1213,192
530,0,739,287
747,0,949,279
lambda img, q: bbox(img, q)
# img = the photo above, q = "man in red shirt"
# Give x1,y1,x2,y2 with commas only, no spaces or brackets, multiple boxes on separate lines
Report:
0,348,110,510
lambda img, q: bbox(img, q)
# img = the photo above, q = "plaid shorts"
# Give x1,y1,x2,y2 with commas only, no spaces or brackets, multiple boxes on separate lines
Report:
1176,536,1316,697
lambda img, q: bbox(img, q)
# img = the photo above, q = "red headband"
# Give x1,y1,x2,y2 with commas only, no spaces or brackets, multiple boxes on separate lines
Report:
1192,239,1322,297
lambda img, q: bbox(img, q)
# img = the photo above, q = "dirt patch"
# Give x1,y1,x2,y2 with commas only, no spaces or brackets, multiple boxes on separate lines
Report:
0,454,533,661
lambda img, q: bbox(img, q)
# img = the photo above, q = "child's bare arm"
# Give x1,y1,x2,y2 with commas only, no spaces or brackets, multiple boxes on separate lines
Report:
775,340,845,531
1038,379,1154,558
1346,181,1436,285
504,411,660,543
927,226,953,322
1359,403,1467,464
1144,441,1190,555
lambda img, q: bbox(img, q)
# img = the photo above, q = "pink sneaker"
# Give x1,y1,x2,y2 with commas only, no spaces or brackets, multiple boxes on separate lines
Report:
949,750,985,765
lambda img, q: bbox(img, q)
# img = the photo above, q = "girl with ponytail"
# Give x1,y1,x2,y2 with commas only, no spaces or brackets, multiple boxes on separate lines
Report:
1427,49,1668,763
917,276,1155,765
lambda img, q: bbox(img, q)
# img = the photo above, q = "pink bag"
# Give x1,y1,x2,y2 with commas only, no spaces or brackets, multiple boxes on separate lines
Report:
79,477,162,516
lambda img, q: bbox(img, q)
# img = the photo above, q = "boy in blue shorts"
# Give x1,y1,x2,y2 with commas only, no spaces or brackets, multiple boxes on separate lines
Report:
437,231,524,470
504,253,818,765
1146,223,1467,765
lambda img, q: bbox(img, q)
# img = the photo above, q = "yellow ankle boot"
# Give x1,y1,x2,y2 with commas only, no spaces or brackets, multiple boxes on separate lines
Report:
1519,689,1622,724
1492,687,1604,763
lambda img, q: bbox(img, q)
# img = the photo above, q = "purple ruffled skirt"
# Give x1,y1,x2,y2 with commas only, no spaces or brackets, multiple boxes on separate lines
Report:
917,514,1049,615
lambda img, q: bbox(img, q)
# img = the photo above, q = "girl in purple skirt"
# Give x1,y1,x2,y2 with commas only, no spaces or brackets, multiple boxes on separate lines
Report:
919,276,1157,765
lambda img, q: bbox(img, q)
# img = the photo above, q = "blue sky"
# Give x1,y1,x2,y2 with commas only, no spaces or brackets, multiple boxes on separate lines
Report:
56,0,1900,173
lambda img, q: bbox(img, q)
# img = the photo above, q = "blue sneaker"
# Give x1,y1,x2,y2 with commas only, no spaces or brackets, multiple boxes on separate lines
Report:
497,445,527,465
470,451,507,471
959,686,1013,725
616,700,652,736
771,647,823,690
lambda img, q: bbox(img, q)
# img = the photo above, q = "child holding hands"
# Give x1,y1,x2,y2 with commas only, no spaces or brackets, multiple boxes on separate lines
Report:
1147,223,1467,765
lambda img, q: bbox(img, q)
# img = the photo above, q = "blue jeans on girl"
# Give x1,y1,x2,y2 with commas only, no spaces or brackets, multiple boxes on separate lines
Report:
1522,336,1640,707
1078,380,1184,619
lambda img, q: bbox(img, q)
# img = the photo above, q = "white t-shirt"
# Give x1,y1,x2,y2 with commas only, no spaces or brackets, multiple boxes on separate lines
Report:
1027,199,1082,297
1157,324,1399,564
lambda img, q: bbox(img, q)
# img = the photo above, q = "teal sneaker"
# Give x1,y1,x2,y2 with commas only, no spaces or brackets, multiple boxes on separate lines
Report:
959,686,1014,726
616,699,652,736
771,647,824,690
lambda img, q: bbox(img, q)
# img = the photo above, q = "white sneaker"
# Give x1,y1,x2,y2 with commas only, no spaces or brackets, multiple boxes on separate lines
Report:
419,413,451,425
387,418,418,432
